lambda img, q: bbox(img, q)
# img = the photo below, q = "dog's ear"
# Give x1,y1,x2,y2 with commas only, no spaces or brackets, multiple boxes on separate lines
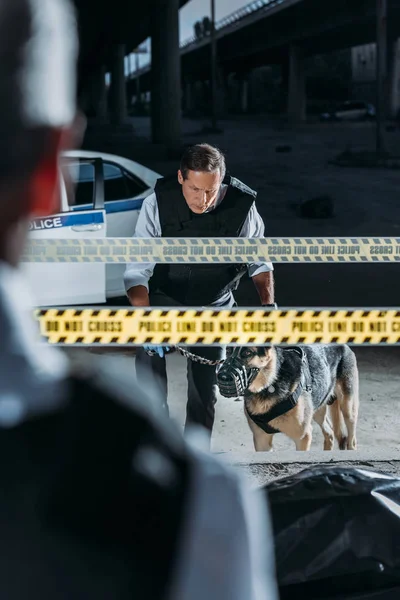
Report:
256,346,271,357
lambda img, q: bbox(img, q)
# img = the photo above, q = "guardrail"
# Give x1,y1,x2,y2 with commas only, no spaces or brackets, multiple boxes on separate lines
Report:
126,0,290,79
180,0,289,49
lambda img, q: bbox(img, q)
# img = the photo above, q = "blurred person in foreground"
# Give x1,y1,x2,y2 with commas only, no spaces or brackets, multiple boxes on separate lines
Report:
0,0,278,599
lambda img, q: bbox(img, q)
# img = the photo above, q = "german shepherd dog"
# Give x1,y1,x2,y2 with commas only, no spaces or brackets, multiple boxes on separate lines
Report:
216,345,359,452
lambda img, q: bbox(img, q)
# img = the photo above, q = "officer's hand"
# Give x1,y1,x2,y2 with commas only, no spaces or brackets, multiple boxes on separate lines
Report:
144,345,171,358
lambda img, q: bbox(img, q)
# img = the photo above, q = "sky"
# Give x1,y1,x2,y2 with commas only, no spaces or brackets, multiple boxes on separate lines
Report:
180,0,249,42
125,0,249,73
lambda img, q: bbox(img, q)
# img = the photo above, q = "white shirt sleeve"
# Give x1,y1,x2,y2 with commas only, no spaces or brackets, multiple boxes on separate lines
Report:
123,193,161,293
239,203,274,278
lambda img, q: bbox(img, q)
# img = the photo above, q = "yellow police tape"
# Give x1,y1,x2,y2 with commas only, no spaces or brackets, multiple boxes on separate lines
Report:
36,308,400,345
23,237,400,263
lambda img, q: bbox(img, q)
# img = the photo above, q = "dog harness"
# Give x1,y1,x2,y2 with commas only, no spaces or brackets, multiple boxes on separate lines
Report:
245,347,312,435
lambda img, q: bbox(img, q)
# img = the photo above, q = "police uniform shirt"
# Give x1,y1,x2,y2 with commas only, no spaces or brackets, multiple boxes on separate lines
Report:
124,184,273,306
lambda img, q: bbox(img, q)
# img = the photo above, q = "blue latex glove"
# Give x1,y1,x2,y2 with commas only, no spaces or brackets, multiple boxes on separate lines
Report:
144,345,171,358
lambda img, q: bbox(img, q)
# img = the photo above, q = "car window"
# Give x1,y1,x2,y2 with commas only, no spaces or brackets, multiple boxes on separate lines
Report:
349,102,363,110
62,159,95,207
103,161,148,202
61,157,149,208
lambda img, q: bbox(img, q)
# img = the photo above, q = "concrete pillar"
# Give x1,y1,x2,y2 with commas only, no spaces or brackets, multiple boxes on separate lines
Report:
184,81,193,113
151,0,181,149
194,80,203,113
287,44,306,123
97,65,108,120
110,44,127,125
79,65,107,120
280,55,289,114
216,68,227,116
203,80,211,114
389,38,400,118
240,78,249,113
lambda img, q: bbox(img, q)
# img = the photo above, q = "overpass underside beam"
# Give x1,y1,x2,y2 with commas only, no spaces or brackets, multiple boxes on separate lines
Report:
151,0,181,150
287,44,306,124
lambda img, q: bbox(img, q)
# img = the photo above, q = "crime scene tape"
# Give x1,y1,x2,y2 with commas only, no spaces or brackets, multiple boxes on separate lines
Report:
36,308,400,346
22,237,400,263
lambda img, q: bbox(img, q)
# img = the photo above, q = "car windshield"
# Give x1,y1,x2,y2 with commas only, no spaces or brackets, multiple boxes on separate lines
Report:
337,102,365,111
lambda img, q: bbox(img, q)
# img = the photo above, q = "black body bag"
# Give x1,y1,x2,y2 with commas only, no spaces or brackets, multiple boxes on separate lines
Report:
265,466,400,600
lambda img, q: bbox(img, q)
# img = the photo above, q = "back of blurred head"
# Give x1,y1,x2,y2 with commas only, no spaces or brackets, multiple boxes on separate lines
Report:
0,0,79,266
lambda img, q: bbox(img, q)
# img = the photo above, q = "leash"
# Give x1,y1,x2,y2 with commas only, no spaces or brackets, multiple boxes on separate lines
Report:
146,346,224,366
151,345,305,368
175,347,224,366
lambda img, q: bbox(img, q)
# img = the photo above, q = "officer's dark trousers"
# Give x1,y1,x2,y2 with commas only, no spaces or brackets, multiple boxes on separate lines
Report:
135,346,223,439
135,291,224,441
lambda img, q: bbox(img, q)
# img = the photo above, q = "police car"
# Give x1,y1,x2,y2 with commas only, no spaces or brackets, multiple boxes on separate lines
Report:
24,150,161,306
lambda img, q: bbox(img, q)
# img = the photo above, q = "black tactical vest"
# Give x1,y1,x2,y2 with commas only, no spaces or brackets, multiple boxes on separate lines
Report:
150,174,256,306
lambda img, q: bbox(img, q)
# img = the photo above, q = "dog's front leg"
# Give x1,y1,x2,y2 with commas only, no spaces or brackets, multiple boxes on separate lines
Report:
295,430,312,451
247,418,274,452
253,432,274,452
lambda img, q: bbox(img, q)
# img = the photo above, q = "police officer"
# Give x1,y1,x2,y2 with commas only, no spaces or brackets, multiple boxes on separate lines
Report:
125,144,276,439
0,1,278,598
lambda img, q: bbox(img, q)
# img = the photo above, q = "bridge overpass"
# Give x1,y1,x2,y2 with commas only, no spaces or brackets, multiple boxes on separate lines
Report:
128,0,400,124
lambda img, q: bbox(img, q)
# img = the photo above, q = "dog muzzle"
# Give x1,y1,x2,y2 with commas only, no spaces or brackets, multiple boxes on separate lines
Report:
216,349,259,398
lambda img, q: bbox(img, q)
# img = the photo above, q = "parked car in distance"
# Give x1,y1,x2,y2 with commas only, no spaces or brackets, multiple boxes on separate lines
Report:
320,101,376,122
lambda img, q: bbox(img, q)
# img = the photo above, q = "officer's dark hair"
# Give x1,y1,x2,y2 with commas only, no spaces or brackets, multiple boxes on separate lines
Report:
180,143,226,181
0,0,77,184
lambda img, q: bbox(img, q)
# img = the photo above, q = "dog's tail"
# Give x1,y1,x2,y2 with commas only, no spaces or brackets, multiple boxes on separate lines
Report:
328,398,348,450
